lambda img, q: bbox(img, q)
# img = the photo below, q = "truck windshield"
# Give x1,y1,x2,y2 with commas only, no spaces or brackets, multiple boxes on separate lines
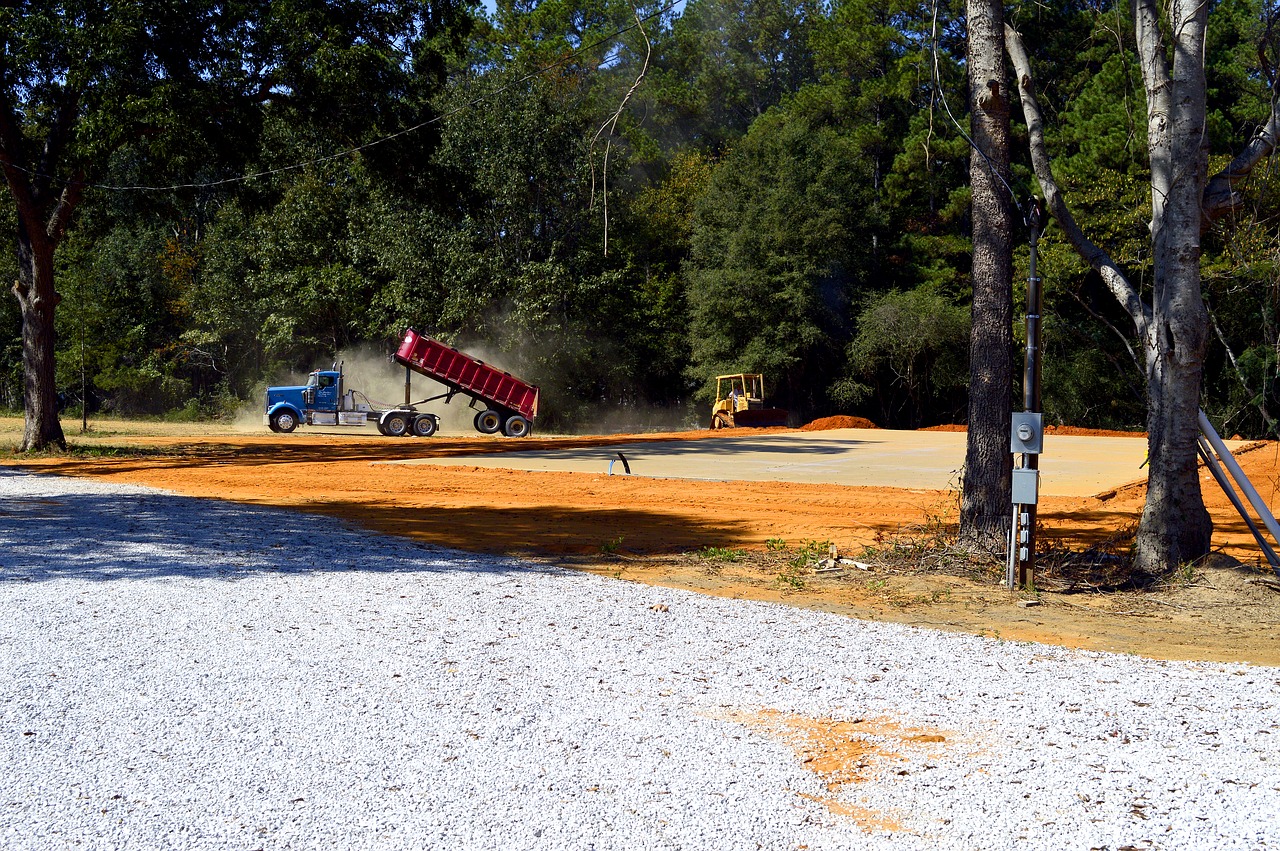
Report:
307,374,319,389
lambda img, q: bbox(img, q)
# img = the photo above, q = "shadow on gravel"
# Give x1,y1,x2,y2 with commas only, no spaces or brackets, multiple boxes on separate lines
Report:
0,477,749,582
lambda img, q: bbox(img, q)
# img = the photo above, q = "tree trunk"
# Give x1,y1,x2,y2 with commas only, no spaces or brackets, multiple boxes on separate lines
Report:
960,0,1014,546
13,223,65,452
1131,0,1211,574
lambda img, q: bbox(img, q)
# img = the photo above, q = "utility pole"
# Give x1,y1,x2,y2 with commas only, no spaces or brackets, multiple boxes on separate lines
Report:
1008,198,1046,589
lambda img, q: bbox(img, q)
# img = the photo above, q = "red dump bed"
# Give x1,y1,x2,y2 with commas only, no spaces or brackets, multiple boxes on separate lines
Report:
394,329,540,421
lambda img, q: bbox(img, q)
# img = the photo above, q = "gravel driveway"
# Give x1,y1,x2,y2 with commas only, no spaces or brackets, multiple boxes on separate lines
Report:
1,468,1276,850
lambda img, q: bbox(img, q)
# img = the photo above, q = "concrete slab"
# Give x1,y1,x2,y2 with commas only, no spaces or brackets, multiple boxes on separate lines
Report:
385,427,1215,498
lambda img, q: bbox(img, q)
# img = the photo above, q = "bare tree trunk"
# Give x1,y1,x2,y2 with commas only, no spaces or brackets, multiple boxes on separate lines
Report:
1132,0,1212,573
960,0,1014,546
13,223,65,452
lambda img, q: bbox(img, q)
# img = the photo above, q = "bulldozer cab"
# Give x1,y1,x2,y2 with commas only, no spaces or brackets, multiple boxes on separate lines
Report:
715,374,764,413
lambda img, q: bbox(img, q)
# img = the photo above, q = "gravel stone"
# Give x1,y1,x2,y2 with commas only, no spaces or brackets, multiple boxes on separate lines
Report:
1,468,1277,850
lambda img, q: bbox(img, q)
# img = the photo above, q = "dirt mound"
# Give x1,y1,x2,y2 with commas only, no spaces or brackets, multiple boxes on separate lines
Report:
920,424,966,432
800,415,879,431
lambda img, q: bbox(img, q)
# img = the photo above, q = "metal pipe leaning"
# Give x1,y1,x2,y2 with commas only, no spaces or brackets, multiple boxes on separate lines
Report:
1198,408,1280,575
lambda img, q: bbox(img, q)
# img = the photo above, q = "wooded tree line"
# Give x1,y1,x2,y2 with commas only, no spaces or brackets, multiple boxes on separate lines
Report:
3,0,1280,443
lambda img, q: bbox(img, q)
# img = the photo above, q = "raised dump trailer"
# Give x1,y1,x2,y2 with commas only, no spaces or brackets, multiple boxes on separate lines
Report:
394,328,540,437
263,329,540,438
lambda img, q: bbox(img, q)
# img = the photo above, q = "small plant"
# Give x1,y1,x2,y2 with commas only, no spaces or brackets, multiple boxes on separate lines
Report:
600,535,625,555
698,546,745,562
776,563,807,590
766,538,787,551
789,539,832,569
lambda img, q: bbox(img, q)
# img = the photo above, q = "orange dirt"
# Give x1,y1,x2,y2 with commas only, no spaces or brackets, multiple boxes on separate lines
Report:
7,424,1280,666
921,423,1146,437
800,415,880,431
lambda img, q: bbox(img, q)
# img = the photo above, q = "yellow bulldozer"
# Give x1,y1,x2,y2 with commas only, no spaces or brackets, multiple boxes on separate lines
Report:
710,373,790,429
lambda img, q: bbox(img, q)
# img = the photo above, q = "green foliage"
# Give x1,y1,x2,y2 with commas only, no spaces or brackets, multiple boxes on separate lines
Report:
838,287,970,428
697,546,746,562
6,0,1280,439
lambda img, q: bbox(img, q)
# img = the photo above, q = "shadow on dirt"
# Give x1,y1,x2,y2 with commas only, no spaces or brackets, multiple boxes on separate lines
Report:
19,428,874,476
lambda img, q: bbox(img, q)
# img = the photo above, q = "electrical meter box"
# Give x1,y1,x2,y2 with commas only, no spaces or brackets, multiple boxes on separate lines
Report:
1011,468,1040,505
1010,411,1044,455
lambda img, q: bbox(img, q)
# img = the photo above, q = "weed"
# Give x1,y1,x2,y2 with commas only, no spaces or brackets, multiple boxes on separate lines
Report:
776,563,807,590
698,546,745,562
600,535,625,555
765,538,787,551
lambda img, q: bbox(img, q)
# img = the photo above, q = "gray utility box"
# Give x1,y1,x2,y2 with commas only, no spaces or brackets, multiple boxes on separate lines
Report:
1011,467,1040,505
1010,411,1044,455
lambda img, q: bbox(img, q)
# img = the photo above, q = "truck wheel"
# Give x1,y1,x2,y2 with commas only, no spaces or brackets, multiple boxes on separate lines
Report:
412,415,437,437
712,413,731,430
271,410,298,434
503,416,531,438
382,412,410,437
474,410,502,434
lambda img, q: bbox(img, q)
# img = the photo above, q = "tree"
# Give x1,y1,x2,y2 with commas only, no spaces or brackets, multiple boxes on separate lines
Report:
839,287,969,427
1005,0,1280,573
684,94,877,419
959,0,1015,545
0,0,467,450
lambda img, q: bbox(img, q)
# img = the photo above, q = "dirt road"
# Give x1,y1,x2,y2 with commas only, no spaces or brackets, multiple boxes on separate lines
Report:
5,417,1279,665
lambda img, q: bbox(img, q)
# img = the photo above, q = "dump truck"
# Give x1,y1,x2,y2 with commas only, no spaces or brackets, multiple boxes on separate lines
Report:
264,328,540,438
710,373,789,429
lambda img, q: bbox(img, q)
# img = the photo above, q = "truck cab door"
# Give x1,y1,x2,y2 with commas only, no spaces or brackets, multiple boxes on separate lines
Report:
314,373,339,411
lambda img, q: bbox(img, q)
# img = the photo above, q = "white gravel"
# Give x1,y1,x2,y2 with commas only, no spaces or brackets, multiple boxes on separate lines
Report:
1,468,1277,850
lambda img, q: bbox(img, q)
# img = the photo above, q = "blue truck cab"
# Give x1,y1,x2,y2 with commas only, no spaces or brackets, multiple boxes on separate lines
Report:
263,355,440,438
264,369,344,433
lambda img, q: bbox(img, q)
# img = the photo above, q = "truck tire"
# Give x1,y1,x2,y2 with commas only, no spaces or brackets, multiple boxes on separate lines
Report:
503,415,531,438
271,410,298,434
412,415,437,437
382,412,410,437
474,409,502,434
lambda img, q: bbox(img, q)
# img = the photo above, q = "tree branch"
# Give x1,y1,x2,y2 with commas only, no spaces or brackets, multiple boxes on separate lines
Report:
1201,107,1280,230
0,100,42,243
1206,298,1276,432
1005,23,1152,343
36,90,81,202
48,172,85,243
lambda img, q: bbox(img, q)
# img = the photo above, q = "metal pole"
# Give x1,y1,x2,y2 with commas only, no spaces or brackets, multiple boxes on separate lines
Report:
1199,409,1280,563
1197,437,1280,569
1011,198,1045,589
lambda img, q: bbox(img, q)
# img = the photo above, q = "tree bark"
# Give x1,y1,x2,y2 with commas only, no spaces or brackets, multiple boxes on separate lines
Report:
959,0,1014,546
13,222,65,451
0,93,81,453
1131,0,1212,573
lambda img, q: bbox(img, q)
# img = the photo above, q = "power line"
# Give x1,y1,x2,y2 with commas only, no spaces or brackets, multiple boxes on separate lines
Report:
929,0,1028,225
5,0,683,193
